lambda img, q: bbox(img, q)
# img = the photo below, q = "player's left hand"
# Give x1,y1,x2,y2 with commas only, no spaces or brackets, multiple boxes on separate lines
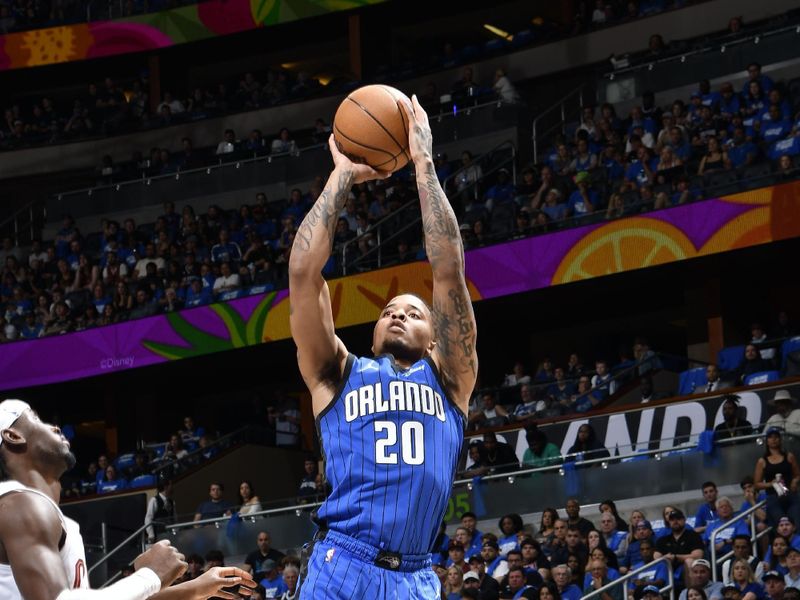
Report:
399,94,433,165
328,135,390,184
188,567,256,599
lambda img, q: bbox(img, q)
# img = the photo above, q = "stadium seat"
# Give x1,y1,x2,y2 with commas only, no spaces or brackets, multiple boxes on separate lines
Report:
114,453,136,471
678,367,706,395
782,336,800,376
718,345,745,373
130,474,157,489
743,370,780,386
97,480,127,494
511,30,534,48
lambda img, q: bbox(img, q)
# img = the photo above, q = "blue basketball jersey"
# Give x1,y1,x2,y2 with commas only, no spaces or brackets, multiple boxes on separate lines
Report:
316,353,466,555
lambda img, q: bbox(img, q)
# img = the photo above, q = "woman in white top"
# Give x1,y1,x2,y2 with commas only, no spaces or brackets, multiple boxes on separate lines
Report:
238,480,262,516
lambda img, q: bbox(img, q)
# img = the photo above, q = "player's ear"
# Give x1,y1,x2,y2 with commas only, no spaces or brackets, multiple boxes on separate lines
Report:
426,339,437,356
1,427,26,450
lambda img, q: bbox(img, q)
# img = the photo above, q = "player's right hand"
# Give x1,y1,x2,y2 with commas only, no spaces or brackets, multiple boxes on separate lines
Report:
134,539,188,589
328,135,390,184
188,567,257,599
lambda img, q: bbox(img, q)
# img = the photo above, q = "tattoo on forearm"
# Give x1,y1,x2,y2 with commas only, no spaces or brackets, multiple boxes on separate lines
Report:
417,163,460,265
294,170,354,253
432,287,477,378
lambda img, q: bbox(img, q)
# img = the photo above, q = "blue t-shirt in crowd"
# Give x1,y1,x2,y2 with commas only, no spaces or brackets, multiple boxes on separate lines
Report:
567,189,600,215
628,559,669,589
694,504,716,530
760,120,792,143
727,141,758,168
258,574,288,599
195,499,233,519
542,203,567,222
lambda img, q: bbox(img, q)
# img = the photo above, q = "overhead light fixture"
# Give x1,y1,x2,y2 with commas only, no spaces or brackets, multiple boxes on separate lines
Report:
483,24,513,41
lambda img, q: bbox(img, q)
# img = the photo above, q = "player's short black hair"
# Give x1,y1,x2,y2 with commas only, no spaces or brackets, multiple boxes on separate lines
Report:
702,481,717,490
461,511,478,521
0,450,7,481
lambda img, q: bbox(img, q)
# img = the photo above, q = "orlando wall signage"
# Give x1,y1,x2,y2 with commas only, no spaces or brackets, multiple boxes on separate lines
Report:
463,382,800,468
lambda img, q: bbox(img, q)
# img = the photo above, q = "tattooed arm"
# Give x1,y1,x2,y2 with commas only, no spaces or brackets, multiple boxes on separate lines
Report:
289,136,386,412
403,95,478,415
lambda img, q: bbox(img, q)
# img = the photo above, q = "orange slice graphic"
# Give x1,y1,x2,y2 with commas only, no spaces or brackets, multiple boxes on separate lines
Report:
552,217,697,284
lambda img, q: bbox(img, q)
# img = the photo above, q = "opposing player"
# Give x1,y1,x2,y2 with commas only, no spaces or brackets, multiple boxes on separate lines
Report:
290,95,477,598
0,399,256,600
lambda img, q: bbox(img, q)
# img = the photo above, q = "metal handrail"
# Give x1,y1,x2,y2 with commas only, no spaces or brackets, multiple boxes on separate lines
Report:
54,143,325,199
160,430,777,533
603,21,800,79
167,499,323,532
531,83,589,165
87,522,150,574
710,499,768,582
454,431,771,486
582,555,675,600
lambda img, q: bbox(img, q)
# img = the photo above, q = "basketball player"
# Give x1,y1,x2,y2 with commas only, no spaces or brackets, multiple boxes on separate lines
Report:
290,95,477,598
0,399,256,600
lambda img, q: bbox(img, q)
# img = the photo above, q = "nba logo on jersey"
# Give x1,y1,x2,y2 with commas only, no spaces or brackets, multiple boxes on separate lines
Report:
325,548,336,563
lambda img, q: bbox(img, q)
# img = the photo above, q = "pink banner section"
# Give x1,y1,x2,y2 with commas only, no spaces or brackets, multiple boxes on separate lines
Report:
0,185,794,392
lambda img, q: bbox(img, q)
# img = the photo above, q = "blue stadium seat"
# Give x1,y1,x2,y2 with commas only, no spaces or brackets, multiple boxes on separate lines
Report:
114,453,136,471
97,480,128,494
511,30,534,48
718,345,745,373
781,336,800,372
218,290,243,302
744,371,780,386
130,474,157,489
485,39,507,54
678,367,707,395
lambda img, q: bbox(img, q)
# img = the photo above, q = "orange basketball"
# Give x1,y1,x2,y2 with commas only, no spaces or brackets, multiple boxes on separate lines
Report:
333,84,412,173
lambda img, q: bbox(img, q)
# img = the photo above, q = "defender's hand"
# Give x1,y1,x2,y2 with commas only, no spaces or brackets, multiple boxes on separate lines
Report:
328,135,389,184
134,540,187,589
187,567,257,599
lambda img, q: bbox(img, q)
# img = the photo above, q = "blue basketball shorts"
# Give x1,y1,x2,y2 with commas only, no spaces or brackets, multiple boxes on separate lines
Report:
298,530,440,599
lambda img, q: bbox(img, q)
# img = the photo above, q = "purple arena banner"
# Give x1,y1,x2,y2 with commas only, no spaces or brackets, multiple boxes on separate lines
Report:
0,183,797,392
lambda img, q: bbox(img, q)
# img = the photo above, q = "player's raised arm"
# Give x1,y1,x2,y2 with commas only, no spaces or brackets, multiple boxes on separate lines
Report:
289,136,387,400
403,95,478,413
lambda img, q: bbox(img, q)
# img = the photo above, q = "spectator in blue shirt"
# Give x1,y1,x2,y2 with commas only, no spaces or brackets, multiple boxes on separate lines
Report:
743,82,767,124
541,188,567,221
258,559,288,598
758,105,792,144
769,138,800,162
694,481,718,533
19,312,43,339
699,79,722,112
185,277,212,307
97,465,128,494
766,90,792,122
484,168,516,211
727,127,758,169
741,62,774,96
210,229,242,264
625,148,655,189
567,172,599,216
193,482,234,521
703,497,749,556
718,83,742,121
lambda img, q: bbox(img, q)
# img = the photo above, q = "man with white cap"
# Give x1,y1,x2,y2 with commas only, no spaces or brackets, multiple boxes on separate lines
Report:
0,399,255,600
765,391,800,437
677,559,723,600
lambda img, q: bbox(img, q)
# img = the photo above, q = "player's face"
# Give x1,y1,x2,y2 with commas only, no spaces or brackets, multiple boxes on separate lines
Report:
372,295,435,362
5,410,75,476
